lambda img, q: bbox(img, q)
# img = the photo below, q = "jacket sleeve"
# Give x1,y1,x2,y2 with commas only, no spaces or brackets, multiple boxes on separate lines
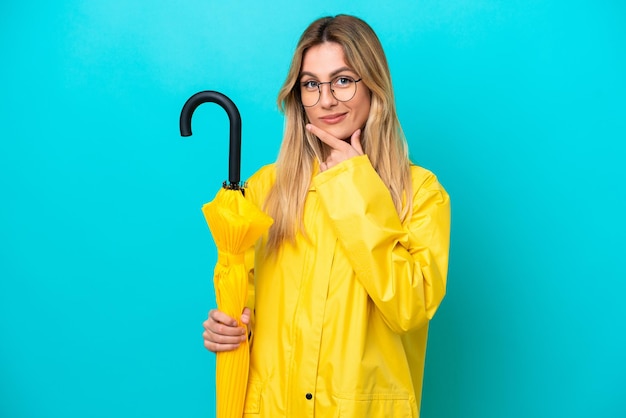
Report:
313,155,451,334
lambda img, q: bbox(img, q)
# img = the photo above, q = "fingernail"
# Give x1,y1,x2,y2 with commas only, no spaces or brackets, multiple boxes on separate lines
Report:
306,124,312,131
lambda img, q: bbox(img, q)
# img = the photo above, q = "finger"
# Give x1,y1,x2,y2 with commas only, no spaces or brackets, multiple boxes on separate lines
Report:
306,124,346,151
240,307,251,325
350,129,363,154
209,309,237,327
206,314,246,337
202,326,247,354
203,328,246,345
203,337,242,353
209,319,247,336
202,331,248,346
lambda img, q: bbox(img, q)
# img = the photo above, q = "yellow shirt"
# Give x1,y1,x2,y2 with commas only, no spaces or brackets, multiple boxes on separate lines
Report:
243,155,450,417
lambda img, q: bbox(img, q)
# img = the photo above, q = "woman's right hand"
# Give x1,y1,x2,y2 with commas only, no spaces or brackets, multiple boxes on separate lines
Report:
202,308,251,353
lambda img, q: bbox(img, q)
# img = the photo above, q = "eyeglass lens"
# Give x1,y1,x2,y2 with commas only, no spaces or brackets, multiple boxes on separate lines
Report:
300,76,360,107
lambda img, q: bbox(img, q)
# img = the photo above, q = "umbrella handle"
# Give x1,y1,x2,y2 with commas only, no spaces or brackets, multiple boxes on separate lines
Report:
179,91,242,188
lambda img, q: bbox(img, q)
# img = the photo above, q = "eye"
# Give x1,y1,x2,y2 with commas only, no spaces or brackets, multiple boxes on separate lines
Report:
333,76,354,88
301,80,319,91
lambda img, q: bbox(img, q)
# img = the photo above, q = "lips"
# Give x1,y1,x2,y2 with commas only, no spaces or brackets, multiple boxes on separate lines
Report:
319,112,348,125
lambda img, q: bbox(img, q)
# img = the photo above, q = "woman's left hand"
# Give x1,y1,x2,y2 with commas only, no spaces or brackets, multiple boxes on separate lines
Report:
306,124,363,171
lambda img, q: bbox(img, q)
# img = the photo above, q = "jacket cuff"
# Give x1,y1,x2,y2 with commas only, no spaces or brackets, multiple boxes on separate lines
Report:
312,154,372,188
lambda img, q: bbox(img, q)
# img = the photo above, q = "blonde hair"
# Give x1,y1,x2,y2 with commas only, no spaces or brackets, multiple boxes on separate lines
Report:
264,14,413,253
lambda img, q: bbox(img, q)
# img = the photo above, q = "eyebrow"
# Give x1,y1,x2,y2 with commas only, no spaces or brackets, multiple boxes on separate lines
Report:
299,66,356,79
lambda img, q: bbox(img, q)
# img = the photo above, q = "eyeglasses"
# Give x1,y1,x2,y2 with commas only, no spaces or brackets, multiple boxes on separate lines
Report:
299,76,363,107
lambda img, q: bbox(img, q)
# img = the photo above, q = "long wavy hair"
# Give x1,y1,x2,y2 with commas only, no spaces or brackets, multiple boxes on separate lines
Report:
264,14,413,253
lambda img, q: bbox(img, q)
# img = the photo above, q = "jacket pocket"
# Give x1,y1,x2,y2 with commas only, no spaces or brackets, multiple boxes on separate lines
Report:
335,393,416,418
243,378,263,415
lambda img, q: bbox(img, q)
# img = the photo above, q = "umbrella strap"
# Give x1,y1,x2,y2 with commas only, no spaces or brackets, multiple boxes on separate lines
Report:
217,250,245,266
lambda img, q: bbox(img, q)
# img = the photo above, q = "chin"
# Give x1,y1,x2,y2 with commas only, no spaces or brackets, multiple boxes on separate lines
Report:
327,126,356,141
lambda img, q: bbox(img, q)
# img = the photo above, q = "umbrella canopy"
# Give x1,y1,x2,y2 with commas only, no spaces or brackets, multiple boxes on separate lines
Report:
203,187,272,418
180,90,272,418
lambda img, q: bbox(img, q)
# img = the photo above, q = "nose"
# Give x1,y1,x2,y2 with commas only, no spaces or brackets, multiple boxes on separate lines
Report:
318,82,337,108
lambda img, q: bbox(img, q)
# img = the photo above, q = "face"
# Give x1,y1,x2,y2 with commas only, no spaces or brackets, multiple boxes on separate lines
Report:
299,42,371,141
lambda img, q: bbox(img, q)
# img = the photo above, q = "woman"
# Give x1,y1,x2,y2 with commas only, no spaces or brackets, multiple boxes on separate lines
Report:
203,14,450,417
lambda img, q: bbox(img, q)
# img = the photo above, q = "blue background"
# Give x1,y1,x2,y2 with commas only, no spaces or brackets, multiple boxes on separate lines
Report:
1,1,624,417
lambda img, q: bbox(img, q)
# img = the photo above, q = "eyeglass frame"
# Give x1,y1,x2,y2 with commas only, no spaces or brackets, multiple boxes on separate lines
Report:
298,76,363,107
